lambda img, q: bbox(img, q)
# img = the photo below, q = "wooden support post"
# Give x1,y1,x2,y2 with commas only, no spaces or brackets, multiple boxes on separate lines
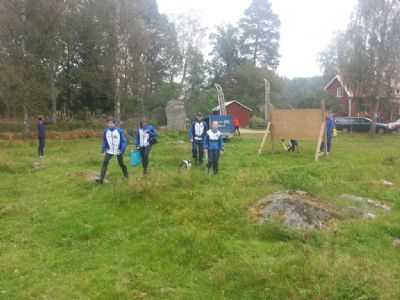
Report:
258,122,271,154
271,132,275,153
321,99,328,158
315,121,325,161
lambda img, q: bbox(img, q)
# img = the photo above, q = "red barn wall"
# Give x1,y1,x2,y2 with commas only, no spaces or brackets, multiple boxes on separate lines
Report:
225,103,251,127
325,79,357,117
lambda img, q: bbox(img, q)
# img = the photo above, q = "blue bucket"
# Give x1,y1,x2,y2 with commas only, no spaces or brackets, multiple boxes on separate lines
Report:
130,149,141,166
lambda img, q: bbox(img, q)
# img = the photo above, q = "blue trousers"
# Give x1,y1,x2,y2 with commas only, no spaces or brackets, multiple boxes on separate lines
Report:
320,135,332,153
207,150,220,174
38,137,45,156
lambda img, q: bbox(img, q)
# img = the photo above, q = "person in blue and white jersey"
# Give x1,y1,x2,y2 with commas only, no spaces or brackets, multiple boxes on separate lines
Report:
135,117,157,175
189,112,208,165
204,121,224,175
97,117,128,183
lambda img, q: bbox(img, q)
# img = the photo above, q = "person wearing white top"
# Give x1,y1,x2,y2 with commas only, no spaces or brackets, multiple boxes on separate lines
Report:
135,117,157,175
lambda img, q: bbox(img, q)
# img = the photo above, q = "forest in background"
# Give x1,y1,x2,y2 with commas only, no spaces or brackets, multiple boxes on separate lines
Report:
1,0,398,135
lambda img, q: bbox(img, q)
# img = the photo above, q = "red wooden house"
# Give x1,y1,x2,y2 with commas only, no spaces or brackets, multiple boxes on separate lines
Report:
212,100,252,127
324,75,400,120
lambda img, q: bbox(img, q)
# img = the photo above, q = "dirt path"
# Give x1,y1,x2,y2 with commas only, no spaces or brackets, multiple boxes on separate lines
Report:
239,128,266,135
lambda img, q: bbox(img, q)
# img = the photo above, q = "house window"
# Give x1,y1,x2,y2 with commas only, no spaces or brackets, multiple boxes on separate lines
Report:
336,87,343,98
395,88,400,95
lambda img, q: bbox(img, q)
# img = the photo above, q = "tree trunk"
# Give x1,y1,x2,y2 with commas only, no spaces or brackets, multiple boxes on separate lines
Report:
253,26,259,66
22,0,30,139
114,0,122,127
369,75,383,137
49,62,58,124
253,40,258,66
115,78,121,126
23,105,30,139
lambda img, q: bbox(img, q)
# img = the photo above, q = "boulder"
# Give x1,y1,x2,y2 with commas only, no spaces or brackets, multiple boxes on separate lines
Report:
346,207,376,219
252,190,336,230
339,194,391,211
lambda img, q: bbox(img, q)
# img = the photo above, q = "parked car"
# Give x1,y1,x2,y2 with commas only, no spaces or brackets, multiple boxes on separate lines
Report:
388,119,400,131
335,117,392,134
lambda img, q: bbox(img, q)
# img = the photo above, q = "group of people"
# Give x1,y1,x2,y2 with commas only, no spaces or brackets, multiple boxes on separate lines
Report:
99,113,225,181
36,113,226,182
189,112,225,175
97,117,157,183
36,110,334,182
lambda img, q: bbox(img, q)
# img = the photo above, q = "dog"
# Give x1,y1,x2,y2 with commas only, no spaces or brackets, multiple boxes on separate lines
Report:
180,160,192,169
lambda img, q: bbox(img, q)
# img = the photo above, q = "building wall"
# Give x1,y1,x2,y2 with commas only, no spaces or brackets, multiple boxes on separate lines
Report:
325,79,357,117
226,103,251,127
326,77,400,121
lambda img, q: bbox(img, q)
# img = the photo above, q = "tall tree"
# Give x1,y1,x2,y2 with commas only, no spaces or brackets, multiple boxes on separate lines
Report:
30,0,67,123
0,0,51,136
209,24,240,74
317,33,345,82
239,0,281,69
339,0,400,135
171,11,206,91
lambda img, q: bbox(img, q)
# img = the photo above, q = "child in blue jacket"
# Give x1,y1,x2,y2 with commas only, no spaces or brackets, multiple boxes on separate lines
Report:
97,117,128,183
135,117,157,175
204,121,224,175
37,116,53,157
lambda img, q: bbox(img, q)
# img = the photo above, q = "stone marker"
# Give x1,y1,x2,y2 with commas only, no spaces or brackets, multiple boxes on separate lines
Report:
166,100,186,131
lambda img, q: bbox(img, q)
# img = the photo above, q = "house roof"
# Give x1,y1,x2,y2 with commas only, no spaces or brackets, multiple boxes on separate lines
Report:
324,75,354,97
212,100,253,112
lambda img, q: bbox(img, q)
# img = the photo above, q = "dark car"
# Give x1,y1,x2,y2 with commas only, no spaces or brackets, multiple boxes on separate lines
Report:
335,117,392,134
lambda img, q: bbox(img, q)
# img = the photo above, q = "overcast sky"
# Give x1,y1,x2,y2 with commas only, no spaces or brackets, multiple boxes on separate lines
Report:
157,0,358,79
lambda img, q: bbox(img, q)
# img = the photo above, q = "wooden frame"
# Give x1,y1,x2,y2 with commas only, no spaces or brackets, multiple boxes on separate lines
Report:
258,100,327,161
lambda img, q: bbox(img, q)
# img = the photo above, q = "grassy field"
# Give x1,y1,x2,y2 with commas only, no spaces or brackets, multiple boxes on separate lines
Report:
1,131,400,299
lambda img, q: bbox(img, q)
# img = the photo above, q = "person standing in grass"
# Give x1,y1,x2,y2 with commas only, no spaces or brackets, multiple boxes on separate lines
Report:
189,112,208,165
136,117,157,176
97,117,128,183
37,116,53,157
204,121,224,175
233,118,240,136
320,111,334,155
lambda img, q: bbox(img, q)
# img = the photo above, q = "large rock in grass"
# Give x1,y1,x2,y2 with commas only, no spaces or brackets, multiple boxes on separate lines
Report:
252,190,336,230
166,100,186,131
251,191,392,230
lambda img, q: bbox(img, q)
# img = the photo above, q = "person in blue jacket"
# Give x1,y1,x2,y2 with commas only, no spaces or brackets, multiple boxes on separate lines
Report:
135,117,157,175
189,112,208,165
97,117,128,183
37,116,53,157
320,111,334,155
204,121,224,175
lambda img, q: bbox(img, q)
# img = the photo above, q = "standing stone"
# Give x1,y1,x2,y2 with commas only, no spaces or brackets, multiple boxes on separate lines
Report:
166,100,186,130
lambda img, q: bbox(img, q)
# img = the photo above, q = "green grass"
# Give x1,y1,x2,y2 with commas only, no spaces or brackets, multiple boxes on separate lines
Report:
1,132,400,299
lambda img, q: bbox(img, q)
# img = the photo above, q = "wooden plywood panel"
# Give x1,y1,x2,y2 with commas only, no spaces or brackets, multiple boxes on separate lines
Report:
270,109,323,141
